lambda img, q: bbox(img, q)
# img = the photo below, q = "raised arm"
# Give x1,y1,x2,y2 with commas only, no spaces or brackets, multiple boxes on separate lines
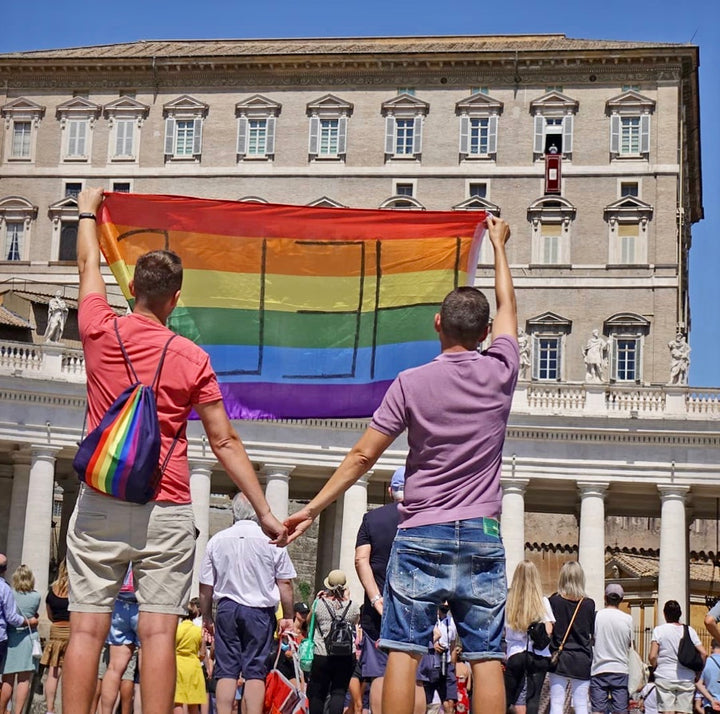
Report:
284,426,395,543
195,399,287,545
76,187,107,302
486,214,517,342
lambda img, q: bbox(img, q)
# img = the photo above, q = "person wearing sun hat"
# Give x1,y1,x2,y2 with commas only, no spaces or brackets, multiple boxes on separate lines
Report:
307,569,361,714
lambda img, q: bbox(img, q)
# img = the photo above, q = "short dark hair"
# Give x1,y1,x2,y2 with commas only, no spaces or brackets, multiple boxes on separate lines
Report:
133,250,183,307
606,593,623,607
439,287,490,347
663,599,682,623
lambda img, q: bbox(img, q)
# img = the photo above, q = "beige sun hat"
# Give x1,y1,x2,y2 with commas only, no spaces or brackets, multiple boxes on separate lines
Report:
323,569,347,590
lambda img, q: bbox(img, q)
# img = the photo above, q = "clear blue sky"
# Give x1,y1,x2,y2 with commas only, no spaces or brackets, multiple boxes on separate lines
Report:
4,0,718,386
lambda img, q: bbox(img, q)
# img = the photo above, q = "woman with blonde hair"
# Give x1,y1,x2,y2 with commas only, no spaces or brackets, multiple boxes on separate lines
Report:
504,560,554,714
548,561,596,714
40,560,70,714
0,565,41,714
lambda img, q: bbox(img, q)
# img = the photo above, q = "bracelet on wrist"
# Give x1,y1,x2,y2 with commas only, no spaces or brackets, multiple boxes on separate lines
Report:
78,212,97,221
370,594,382,605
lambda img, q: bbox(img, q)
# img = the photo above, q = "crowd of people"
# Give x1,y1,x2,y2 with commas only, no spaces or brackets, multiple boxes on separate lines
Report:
0,184,711,714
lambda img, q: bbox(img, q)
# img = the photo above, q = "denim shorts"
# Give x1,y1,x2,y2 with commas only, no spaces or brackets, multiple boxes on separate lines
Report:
107,598,139,646
378,516,506,661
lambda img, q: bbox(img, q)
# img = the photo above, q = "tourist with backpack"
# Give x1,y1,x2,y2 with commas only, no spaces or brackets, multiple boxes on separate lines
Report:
62,187,287,714
307,570,360,714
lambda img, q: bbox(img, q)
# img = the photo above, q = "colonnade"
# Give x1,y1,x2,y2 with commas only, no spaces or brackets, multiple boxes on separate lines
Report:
4,449,692,622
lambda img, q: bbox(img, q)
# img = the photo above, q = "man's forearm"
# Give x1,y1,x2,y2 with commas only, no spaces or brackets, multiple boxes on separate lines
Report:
493,242,516,315
355,552,381,601
277,579,294,621
198,583,213,621
77,217,101,270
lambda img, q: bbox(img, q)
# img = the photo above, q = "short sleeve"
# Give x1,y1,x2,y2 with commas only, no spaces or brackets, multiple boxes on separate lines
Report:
690,626,702,646
274,548,298,580
484,335,520,382
78,293,116,341
369,376,408,437
198,540,215,586
191,352,222,405
651,626,661,643
355,513,371,548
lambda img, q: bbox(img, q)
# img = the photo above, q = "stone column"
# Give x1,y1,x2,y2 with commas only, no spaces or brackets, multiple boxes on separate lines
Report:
0,466,12,556
577,482,609,608
339,474,370,602
262,464,294,523
21,446,61,598
6,453,31,573
657,485,689,618
501,478,529,582
189,459,215,597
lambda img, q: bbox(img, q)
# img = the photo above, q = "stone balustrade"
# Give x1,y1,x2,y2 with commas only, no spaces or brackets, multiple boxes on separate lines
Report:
0,338,718,420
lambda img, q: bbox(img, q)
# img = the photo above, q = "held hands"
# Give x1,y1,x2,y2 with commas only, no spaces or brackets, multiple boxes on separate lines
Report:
202,617,215,645
486,214,511,248
77,187,104,216
259,511,289,547
284,506,315,544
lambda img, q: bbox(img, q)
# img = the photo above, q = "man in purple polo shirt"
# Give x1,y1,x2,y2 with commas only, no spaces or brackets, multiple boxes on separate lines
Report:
285,213,518,714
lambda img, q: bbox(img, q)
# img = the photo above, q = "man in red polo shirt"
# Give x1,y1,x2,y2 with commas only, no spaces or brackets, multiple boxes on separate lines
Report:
63,187,287,714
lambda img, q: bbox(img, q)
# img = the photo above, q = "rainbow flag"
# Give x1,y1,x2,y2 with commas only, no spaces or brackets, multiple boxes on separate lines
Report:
98,193,486,419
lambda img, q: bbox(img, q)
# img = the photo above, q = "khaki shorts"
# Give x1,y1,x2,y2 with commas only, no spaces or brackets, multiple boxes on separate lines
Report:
67,486,196,615
655,678,695,714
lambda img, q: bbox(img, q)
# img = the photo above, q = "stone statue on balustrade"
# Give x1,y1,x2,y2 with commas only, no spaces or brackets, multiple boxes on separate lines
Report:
668,332,691,385
517,328,531,380
44,290,68,343
582,329,608,383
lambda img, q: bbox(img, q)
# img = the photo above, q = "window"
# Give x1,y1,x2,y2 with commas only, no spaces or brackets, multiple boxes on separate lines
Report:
530,91,578,159
4,222,23,261
163,95,208,161
236,95,281,160
307,94,352,161
382,94,429,160
12,122,31,158
456,92,502,160
470,87,489,95
64,182,83,198
527,196,576,265
57,96,101,162
104,96,148,163
0,196,36,262
469,182,487,198
606,90,655,159
395,182,414,197
620,182,639,197
59,222,78,261
535,336,561,380
397,88,416,96
2,97,45,163
604,196,653,265
604,312,650,383
527,312,572,382
112,182,132,193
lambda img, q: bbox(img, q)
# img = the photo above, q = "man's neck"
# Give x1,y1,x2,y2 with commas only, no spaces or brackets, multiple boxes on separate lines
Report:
441,344,473,354
132,304,166,326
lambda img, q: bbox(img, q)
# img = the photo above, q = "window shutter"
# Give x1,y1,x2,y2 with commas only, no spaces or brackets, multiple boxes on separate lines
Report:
384,116,395,155
635,338,643,382
192,118,203,155
611,337,618,380
308,116,320,155
556,337,562,381
610,115,620,154
562,115,573,154
265,117,276,156
533,115,544,154
76,121,87,156
487,115,498,155
164,118,176,155
412,116,423,155
237,116,248,156
640,114,650,154
68,121,78,155
459,115,470,154
337,115,348,155
532,336,539,380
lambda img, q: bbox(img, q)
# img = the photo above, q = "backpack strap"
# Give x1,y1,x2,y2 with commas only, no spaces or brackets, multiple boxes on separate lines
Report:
113,318,178,388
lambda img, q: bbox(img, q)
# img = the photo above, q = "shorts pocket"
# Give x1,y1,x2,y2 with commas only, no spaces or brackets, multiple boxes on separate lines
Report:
393,546,442,599
470,553,505,606
74,511,108,536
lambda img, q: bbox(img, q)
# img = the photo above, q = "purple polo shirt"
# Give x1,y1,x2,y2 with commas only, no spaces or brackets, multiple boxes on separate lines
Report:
370,335,519,528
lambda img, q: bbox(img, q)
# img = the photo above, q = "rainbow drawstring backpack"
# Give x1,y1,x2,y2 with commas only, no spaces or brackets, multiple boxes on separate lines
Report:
73,319,181,504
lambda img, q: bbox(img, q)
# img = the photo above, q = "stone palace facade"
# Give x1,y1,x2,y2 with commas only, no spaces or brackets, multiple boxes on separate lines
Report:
0,34,715,641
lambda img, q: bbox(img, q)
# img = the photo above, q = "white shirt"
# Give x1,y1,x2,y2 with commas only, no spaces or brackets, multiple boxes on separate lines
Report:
505,597,555,659
199,520,296,608
639,683,657,714
651,622,701,681
591,607,633,675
